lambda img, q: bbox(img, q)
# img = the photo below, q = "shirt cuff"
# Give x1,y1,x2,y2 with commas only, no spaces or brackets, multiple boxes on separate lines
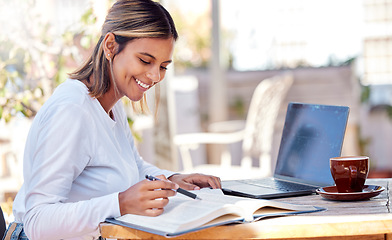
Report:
106,192,122,218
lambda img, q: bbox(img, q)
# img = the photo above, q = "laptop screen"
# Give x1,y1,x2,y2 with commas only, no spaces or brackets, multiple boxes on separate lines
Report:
274,102,349,186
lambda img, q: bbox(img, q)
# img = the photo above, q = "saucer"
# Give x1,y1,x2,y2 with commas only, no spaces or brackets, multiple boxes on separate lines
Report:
316,185,385,201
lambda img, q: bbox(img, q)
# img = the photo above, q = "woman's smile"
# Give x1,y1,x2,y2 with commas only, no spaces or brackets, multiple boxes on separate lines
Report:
135,78,151,90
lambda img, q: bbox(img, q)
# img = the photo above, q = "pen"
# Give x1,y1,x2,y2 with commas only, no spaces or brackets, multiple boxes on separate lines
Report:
145,175,202,200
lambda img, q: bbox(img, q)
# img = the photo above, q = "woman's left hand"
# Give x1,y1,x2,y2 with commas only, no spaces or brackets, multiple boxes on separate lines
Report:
168,173,221,190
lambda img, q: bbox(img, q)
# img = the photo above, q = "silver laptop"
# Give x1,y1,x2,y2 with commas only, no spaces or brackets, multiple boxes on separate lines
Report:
222,102,350,199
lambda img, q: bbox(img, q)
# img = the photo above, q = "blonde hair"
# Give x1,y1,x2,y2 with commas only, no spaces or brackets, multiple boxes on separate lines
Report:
69,0,178,114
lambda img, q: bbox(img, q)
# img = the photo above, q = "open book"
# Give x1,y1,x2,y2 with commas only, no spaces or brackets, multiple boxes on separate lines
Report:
106,189,324,237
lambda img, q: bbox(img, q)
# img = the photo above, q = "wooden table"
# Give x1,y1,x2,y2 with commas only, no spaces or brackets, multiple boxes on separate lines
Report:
100,178,392,240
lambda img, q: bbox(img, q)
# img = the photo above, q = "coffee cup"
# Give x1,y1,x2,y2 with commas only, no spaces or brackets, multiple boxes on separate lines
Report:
330,156,369,193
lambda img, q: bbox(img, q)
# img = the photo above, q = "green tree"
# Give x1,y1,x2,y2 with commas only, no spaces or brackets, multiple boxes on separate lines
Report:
0,0,101,122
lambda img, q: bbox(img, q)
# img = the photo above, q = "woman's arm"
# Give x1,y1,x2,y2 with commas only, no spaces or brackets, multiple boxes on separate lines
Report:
22,104,117,239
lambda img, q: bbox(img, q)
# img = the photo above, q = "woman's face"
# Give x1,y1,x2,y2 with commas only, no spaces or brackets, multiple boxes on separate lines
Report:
112,37,175,101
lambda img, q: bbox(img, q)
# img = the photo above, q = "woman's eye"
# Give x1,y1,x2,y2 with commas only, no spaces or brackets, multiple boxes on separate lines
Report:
139,58,150,64
160,66,168,70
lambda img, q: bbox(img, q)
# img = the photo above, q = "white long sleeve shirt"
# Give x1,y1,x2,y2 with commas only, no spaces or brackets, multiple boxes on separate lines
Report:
12,79,174,240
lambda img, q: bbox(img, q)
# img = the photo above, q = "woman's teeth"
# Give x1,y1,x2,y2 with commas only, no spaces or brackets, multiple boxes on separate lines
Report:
136,79,150,89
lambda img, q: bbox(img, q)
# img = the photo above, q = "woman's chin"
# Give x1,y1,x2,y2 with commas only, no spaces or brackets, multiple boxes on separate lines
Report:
128,95,144,102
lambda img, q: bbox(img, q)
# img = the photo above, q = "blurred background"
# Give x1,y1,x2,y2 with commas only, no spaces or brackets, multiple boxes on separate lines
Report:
1,0,392,223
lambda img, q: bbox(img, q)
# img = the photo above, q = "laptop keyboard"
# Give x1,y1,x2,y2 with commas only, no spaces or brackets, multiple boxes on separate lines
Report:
238,178,315,191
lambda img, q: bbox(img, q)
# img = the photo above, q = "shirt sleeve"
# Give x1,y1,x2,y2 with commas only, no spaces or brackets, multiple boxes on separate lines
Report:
130,134,175,180
115,103,176,180
22,103,119,240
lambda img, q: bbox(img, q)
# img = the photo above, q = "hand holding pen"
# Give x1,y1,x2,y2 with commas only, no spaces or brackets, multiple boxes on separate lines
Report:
118,173,216,217
145,175,202,200
118,174,179,217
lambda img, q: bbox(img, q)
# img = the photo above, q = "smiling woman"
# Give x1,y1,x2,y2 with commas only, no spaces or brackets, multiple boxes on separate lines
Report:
3,0,221,239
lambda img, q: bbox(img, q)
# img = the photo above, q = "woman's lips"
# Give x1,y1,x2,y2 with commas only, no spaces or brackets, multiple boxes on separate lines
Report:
136,78,150,90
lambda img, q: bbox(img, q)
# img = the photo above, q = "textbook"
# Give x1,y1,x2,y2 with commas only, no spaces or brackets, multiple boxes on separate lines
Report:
106,189,324,237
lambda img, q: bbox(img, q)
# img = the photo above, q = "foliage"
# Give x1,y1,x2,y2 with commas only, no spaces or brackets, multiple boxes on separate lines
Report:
0,0,101,122
0,0,48,121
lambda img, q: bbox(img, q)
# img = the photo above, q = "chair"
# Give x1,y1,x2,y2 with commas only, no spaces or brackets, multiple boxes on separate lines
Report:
173,72,294,180
0,206,6,239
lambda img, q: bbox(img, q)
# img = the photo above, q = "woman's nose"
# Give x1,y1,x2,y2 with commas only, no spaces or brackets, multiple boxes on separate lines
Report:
146,67,161,84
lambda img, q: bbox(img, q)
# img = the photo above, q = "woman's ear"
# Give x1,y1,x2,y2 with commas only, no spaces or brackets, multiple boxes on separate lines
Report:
103,32,117,60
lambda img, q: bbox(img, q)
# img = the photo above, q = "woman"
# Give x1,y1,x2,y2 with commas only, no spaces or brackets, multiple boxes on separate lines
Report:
4,0,221,239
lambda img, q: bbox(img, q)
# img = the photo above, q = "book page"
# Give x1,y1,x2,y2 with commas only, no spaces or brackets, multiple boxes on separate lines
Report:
196,190,319,221
233,197,321,221
115,189,246,234
114,188,320,234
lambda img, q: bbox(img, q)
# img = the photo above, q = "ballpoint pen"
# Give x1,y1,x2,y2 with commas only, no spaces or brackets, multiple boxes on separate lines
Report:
145,175,202,200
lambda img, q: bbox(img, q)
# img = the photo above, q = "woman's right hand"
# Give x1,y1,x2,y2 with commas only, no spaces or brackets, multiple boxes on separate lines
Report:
118,175,179,216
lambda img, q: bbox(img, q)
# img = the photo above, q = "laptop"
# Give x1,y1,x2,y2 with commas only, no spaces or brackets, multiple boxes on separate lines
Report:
222,102,350,199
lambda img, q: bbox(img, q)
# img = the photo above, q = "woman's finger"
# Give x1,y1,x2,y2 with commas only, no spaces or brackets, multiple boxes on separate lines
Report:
144,177,179,191
207,176,222,189
144,208,165,217
144,197,170,210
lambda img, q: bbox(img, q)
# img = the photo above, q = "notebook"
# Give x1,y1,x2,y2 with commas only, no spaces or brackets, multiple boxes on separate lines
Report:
222,102,350,199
